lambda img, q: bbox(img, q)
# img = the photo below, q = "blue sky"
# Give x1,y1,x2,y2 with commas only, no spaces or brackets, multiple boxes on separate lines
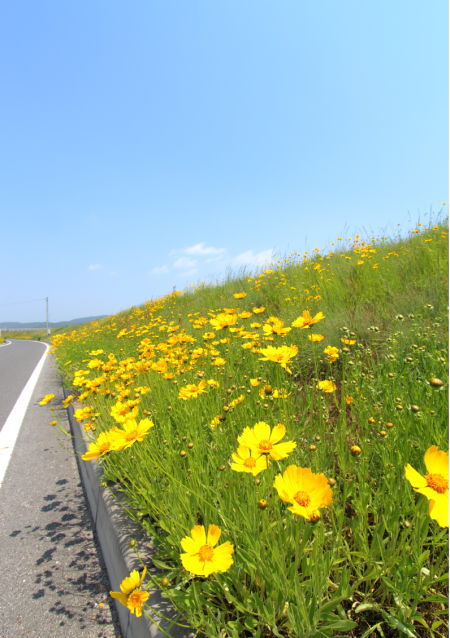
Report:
0,1,447,323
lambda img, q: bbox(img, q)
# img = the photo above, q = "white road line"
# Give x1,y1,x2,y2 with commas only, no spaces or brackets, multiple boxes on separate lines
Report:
0,341,50,488
0,340,12,348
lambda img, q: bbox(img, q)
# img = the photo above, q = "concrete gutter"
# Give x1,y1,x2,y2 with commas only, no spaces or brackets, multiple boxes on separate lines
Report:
65,390,194,638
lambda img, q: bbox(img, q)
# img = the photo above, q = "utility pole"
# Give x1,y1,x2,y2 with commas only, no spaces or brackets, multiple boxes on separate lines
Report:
45,297,50,336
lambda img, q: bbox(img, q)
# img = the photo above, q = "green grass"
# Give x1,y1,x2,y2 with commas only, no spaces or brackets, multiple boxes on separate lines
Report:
51,222,448,637
1,329,47,339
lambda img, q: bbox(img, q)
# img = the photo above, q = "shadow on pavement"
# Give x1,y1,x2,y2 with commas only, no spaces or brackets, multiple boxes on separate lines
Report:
9,477,120,637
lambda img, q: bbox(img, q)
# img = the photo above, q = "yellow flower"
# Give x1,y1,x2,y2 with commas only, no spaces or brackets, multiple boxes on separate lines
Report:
272,389,290,399
39,393,55,405
209,313,238,330
308,333,324,342
258,344,298,373
252,306,266,314
350,444,362,455
340,338,356,345
237,421,296,460
231,446,268,476
87,358,104,369
262,316,291,337
113,418,154,450
233,292,247,299
178,380,208,399
180,524,234,577
345,395,354,405
110,567,149,617
211,357,226,366
405,446,448,527
274,465,332,521
227,394,245,409
323,345,339,362
291,310,325,329
62,395,73,408
82,430,121,461
210,415,223,428
316,380,336,393
249,378,261,387
110,399,139,424
74,406,97,422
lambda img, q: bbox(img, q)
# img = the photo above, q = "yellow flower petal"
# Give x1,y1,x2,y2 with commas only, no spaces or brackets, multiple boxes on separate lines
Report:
210,541,234,571
110,591,128,607
253,421,271,442
270,440,297,461
270,423,286,444
180,535,198,553
429,495,449,528
206,524,221,547
189,525,207,547
404,463,428,489
424,446,448,478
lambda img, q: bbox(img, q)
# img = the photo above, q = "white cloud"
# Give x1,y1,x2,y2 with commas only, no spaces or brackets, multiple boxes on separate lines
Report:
170,242,226,257
232,249,275,268
173,256,197,270
88,264,102,271
150,264,169,275
182,242,226,256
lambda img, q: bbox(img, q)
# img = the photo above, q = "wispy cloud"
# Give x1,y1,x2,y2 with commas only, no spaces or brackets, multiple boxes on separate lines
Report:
150,264,169,275
88,264,102,271
183,242,226,257
173,256,197,270
232,249,275,268
148,245,274,283
171,242,226,257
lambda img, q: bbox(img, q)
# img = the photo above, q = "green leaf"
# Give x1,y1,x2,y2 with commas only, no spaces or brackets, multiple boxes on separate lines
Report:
354,603,379,614
383,613,417,637
151,558,174,570
359,622,385,638
321,618,358,631
318,595,349,615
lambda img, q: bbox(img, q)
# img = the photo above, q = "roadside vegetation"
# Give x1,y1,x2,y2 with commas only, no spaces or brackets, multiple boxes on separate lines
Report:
0,329,46,340
50,221,448,637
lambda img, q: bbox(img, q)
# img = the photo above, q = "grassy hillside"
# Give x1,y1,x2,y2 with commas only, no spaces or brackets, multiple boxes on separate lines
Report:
51,222,448,637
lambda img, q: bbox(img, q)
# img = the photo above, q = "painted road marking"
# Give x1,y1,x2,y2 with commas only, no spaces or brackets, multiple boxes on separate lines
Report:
0,341,49,488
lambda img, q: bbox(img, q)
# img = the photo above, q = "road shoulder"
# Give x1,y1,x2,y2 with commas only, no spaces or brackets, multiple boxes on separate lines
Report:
0,353,120,638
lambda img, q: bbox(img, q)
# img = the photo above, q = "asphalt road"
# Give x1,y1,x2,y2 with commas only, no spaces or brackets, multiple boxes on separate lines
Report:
0,340,121,637
0,339,46,430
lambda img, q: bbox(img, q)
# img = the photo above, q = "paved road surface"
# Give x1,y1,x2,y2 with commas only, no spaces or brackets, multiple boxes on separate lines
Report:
0,339,46,430
0,340,121,637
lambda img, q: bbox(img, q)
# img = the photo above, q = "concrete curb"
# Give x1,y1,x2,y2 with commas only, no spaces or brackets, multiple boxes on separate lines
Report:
64,388,194,638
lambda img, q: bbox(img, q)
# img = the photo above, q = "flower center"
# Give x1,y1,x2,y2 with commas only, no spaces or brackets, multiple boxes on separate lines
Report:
198,544,214,561
294,490,311,507
99,442,111,454
129,590,145,606
426,473,448,494
243,457,256,468
259,439,273,452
